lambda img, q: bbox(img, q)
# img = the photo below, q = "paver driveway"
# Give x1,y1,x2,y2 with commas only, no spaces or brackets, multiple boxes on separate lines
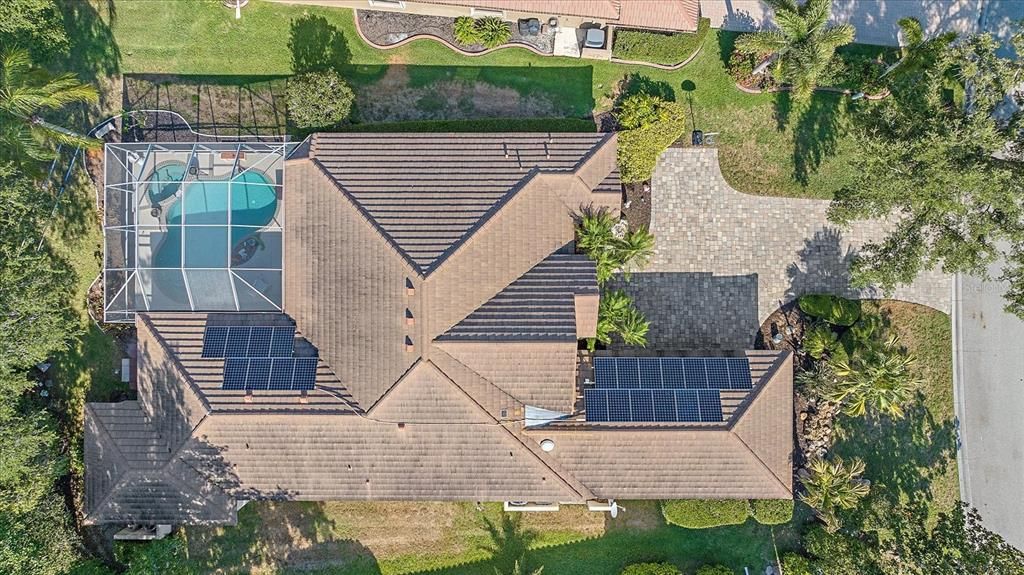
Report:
619,147,951,350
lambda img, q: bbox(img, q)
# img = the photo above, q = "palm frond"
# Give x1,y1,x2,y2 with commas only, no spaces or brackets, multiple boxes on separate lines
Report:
801,0,833,32
897,17,924,49
815,24,856,51
30,121,101,150
735,31,789,55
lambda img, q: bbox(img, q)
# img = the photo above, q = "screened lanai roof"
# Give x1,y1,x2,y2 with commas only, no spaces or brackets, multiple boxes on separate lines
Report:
103,142,288,322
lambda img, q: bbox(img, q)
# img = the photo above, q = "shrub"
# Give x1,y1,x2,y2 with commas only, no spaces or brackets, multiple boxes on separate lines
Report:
696,566,733,575
781,553,814,575
749,499,795,525
621,563,682,575
287,70,354,129
617,100,688,183
453,16,479,46
612,18,710,65
617,93,669,130
661,499,751,529
802,323,838,360
476,16,511,49
797,294,861,326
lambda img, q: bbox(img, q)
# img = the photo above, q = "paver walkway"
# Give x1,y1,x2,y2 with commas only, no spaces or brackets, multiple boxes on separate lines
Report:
618,147,950,351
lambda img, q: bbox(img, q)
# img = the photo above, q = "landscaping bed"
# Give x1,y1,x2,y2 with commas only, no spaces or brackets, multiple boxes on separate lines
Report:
357,9,554,54
612,18,710,66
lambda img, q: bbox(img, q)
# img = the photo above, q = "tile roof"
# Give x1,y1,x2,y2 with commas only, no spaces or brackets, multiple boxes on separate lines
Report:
438,251,598,341
84,133,794,525
418,0,700,32
310,133,611,273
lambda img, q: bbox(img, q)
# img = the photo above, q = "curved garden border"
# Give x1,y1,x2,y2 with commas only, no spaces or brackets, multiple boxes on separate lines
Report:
609,43,703,70
734,81,890,100
353,11,550,57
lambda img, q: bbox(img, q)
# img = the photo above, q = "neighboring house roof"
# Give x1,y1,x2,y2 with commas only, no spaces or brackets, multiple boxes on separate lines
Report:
84,133,793,526
420,0,700,32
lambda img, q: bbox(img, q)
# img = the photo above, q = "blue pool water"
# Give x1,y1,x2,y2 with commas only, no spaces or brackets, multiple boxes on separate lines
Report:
148,167,277,268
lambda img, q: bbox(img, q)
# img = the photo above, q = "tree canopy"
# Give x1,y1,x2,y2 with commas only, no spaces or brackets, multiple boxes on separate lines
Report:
829,26,1024,318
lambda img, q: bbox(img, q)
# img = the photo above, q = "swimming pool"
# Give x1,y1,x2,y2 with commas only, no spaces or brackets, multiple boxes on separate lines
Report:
146,166,278,269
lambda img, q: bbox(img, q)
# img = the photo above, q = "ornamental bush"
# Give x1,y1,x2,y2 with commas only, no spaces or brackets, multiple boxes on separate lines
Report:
696,565,734,575
453,16,479,46
781,553,814,575
612,18,710,65
617,93,669,130
797,294,861,327
476,16,511,48
749,499,795,525
287,70,354,129
617,99,688,183
661,499,751,529
621,563,682,575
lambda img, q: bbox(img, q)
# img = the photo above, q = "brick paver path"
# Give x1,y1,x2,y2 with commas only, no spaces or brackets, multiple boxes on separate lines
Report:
617,147,951,351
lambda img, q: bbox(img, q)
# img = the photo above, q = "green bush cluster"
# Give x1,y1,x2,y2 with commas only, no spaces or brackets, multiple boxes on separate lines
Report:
286,69,354,129
661,498,794,528
621,563,682,575
696,565,734,575
612,19,710,65
617,98,688,183
452,16,511,49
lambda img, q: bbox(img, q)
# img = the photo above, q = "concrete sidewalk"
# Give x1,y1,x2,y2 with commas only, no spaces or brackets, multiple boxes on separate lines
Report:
954,260,1024,551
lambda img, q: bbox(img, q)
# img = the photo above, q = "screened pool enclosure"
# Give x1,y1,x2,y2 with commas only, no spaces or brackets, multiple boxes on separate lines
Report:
103,142,288,322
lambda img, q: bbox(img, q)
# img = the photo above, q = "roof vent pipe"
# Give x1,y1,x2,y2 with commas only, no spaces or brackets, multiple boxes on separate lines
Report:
540,439,555,452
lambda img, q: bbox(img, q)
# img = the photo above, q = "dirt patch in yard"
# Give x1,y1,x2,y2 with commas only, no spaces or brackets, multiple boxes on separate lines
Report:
355,65,561,122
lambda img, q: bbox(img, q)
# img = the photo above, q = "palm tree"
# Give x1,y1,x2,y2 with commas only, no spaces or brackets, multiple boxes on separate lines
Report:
735,0,855,100
589,289,650,351
495,560,543,575
0,46,100,163
800,457,870,532
614,227,655,280
879,17,956,81
827,334,919,418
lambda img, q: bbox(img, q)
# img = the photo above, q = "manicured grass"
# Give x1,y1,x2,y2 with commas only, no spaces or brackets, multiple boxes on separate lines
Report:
181,500,802,574
109,0,858,198
833,302,958,529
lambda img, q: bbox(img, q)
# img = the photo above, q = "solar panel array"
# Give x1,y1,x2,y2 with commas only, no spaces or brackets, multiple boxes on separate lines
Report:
593,357,752,390
584,389,723,423
222,358,318,391
202,324,316,391
202,326,296,358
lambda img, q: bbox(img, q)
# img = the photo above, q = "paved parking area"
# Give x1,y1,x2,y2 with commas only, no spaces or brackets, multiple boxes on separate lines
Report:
619,147,950,350
954,260,1024,551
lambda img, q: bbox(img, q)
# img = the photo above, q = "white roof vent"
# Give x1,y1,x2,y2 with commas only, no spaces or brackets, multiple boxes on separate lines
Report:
539,439,555,452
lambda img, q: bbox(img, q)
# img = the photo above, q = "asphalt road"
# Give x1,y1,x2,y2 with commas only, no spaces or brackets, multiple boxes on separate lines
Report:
954,262,1024,551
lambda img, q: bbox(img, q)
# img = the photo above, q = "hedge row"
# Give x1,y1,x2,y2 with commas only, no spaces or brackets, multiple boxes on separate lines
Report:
661,498,794,529
612,18,711,66
339,117,597,133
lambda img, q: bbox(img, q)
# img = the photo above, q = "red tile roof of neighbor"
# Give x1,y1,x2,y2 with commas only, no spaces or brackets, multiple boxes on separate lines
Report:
84,134,793,526
420,0,700,32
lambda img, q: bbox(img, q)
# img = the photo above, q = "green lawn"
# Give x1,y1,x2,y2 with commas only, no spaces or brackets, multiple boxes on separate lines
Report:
833,302,959,531
107,0,859,198
180,500,803,574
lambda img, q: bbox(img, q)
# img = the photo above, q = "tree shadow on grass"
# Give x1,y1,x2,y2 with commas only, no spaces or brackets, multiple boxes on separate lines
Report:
831,394,958,531
791,94,845,185
717,30,740,69
289,13,352,74
480,513,539,573
618,73,676,103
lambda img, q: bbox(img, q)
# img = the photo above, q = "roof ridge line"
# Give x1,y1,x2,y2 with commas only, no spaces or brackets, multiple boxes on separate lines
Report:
571,131,616,172
421,167,542,275
308,157,426,277
427,346,521,414
726,350,789,430
137,314,213,414
728,429,793,498
365,359,424,417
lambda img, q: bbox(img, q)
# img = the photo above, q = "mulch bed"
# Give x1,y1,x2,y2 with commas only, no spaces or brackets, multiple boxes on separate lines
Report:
621,180,651,232
357,10,555,54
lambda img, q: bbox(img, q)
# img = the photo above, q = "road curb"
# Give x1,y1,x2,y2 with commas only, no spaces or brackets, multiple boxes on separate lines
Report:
951,272,970,505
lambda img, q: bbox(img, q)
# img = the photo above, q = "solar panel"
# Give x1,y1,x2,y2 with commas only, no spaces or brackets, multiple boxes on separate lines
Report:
638,358,662,388
223,358,248,390
683,359,707,389
607,390,631,421
676,389,701,421
705,358,731,389
203,325,297,358
247,326,273,357
584,389,609,421
594,357,616,388
661,358,686,389
652,390,677,421
697,389,723,421
220,357,318,391
630,389,655,420
201,326,229,358
617,358,640,389
727,357,753,389
270,326,296,357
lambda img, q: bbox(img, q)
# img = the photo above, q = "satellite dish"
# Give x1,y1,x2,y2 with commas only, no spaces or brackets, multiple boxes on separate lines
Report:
609,499,618,518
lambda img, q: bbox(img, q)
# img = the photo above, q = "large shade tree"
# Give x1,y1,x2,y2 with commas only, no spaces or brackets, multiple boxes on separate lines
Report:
0,46,99,163
735,0,855,100
829,28,1024,318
